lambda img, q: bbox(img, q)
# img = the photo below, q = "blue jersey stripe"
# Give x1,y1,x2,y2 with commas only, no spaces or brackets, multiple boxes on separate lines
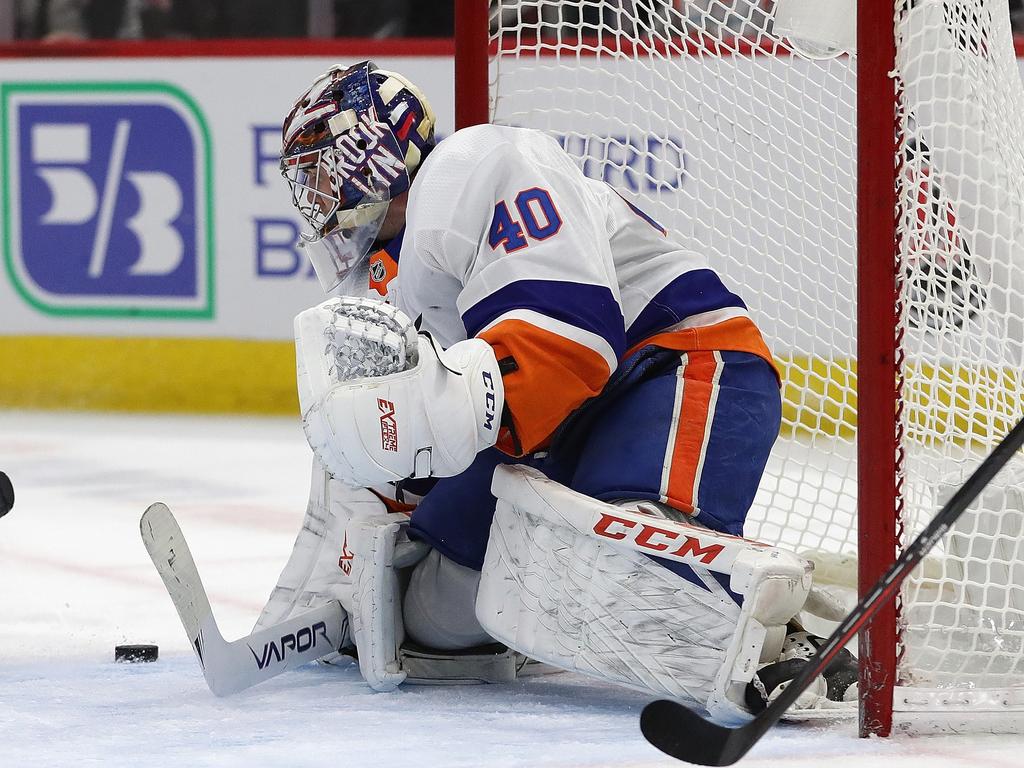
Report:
626,269,747,348
462,279,626,359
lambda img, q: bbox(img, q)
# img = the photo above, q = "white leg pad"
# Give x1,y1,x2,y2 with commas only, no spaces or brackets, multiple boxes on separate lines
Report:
256,461,367,630
254,458,427,691
476,465,812,723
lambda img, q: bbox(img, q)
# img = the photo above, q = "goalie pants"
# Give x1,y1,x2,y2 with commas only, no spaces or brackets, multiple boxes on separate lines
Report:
408,347,781,571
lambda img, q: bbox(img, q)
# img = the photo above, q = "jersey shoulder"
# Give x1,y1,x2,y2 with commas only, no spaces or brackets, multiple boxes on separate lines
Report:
413,124,564,198
423,124,550,168
405,126,530,245
404,125,580,275
416,125,509,192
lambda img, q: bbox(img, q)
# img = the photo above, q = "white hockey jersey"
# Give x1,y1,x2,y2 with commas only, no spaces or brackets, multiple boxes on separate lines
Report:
365,124,775,457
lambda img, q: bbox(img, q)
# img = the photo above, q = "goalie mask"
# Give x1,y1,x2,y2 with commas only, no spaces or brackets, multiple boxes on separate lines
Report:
281,61,436,294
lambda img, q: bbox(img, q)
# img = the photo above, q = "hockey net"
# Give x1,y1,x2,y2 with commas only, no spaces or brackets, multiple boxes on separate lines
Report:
478,0,1024,734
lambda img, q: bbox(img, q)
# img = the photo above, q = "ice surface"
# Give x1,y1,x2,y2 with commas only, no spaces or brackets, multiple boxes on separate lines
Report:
2,411,1023,767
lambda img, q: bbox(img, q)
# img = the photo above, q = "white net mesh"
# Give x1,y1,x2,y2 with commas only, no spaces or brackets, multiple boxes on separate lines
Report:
489,0,1024,703
895,0,1024,689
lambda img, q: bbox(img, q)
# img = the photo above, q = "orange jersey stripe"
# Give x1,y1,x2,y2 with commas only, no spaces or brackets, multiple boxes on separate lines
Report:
628,316,780,383
478,318,612,456
663,351,721,513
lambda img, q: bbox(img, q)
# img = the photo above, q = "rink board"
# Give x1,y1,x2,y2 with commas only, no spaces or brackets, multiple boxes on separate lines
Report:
1,44,1022,413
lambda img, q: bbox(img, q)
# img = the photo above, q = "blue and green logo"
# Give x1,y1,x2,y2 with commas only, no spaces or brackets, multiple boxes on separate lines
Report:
2,82,214,317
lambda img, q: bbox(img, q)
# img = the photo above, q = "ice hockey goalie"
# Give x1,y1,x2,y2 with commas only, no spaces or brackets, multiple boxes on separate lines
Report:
256,60,856,723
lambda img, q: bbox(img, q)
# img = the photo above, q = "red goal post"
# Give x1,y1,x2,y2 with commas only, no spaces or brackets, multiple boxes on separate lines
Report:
456,0,1024,738
857,0,900,738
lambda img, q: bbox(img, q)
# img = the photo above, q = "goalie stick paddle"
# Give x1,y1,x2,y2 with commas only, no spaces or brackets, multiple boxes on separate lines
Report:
140,502,347,696
640,415,1024,766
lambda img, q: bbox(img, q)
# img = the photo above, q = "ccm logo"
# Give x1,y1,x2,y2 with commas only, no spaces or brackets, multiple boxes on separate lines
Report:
481,370,497,431
592,512,724,564
378,398,398,451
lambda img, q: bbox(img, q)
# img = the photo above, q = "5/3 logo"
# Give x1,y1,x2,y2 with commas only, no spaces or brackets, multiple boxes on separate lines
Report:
1,82,213,317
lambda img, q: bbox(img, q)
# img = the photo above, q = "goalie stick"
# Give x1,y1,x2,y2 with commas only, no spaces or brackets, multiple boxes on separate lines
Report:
140,502,347,696
640,415,1024,766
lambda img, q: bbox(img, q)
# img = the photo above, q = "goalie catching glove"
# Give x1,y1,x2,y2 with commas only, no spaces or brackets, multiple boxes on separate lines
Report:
295,296,505,488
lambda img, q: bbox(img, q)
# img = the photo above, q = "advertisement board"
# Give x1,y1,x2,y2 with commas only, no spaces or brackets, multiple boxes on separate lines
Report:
0,45,1021,411
0,53,454,339
0,48,453,410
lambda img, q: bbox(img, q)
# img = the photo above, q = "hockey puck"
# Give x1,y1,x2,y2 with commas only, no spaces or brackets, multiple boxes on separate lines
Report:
115,644,159,663
0,471,13,518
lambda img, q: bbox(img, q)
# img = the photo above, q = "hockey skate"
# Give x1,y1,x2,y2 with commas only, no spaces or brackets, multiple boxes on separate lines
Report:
745,625,858,719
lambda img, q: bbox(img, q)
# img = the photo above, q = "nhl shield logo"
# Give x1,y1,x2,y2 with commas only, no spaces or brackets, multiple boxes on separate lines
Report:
369,257,387,283
1,82,213,317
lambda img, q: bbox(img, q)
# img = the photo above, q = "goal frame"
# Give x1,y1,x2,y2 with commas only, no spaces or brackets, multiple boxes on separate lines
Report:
453,0,906,738
857,0,900,739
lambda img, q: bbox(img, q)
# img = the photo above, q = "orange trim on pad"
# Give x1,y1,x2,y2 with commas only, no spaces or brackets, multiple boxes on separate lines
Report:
370,489,416,516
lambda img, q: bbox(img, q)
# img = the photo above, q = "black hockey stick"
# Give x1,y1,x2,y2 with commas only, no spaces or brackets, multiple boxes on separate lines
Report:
640,416,1024,766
